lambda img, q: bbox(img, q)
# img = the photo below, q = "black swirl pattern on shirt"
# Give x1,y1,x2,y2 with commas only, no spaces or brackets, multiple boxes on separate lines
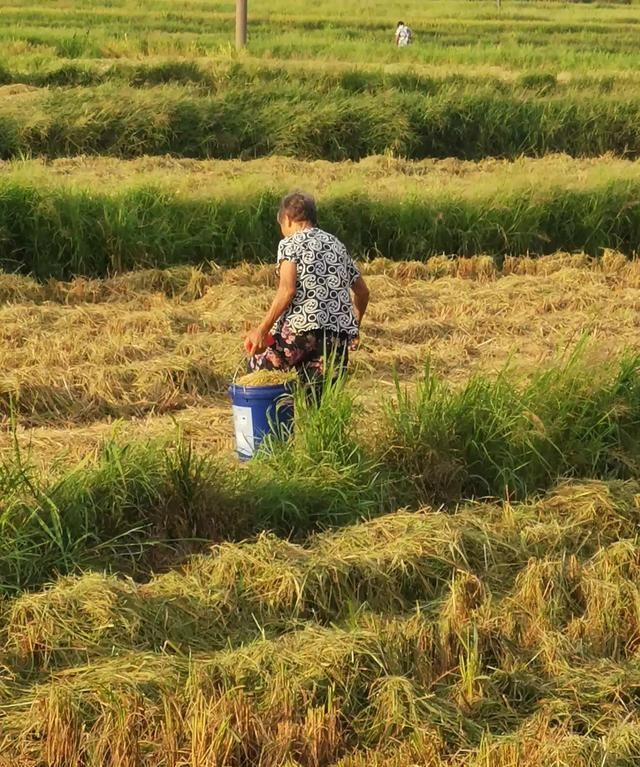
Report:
274,228,360,338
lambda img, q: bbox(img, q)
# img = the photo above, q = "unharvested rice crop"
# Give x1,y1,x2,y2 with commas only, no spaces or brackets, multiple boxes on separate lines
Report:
3,82,640,161
1,155,640,277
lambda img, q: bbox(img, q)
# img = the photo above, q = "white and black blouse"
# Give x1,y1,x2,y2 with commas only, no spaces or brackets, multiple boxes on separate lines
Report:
273,227,360,338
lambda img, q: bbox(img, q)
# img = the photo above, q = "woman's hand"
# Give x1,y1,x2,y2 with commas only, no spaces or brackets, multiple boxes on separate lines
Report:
244,328,269,356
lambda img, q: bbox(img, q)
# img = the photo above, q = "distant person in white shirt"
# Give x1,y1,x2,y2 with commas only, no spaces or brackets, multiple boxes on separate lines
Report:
395,21,413,47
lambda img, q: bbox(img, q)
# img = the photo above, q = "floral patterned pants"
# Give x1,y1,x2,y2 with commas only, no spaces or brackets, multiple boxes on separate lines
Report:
248,322,350,386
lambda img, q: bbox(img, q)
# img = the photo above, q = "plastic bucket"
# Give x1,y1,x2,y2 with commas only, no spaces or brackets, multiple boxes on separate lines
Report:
228,382,294,461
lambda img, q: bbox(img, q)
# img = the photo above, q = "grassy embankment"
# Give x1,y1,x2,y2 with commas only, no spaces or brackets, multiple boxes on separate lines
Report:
4,82,640,162
0,156,639,278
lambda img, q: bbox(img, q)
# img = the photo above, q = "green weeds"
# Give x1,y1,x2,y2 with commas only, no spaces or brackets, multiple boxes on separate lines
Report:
250,368,385,531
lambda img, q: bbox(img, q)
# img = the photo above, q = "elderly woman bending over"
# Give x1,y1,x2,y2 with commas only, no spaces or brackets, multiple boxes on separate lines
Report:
244,192,370,389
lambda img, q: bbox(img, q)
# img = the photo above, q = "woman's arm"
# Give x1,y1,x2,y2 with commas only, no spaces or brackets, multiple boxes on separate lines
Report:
351,275,370,326
244,260,297,355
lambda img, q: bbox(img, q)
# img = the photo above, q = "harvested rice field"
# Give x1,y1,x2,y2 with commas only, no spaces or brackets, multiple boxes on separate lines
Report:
2,0,640,763
0,259,640,763
0,254,638,456
1,481,640,767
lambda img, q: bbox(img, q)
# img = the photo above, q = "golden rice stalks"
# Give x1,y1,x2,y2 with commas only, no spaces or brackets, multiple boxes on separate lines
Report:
236,370,298,386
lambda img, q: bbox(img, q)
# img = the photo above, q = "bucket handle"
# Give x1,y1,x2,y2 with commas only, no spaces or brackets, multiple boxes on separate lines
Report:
231,355,248,386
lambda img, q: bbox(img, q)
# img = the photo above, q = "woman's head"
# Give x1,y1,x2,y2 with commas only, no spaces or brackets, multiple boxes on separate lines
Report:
397,20,404,27
278,192,318,236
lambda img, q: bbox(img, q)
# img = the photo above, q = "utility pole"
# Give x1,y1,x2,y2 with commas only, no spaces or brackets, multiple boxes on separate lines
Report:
236,0,247,49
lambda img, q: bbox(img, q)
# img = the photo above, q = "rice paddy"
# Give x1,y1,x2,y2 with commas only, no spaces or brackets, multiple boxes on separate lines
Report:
1,0,640,763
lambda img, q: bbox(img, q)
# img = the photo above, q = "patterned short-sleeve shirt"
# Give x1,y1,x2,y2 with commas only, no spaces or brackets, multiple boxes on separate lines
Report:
396,24,412,46
273,227,360,338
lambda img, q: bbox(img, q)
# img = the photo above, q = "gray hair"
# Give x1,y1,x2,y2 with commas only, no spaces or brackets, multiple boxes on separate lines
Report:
278,192,318,227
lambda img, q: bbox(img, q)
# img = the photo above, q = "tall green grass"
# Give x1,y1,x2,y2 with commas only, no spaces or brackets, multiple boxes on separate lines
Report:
0,434,246,592
0,377,382,593
1,178,639,278
250,369,385,532
2,85,640,161
385,348,640,503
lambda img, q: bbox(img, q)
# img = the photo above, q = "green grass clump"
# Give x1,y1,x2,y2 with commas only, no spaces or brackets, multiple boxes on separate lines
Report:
247,370,385,532
0,376,381,593
385,349,640,503
0,436,245,592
